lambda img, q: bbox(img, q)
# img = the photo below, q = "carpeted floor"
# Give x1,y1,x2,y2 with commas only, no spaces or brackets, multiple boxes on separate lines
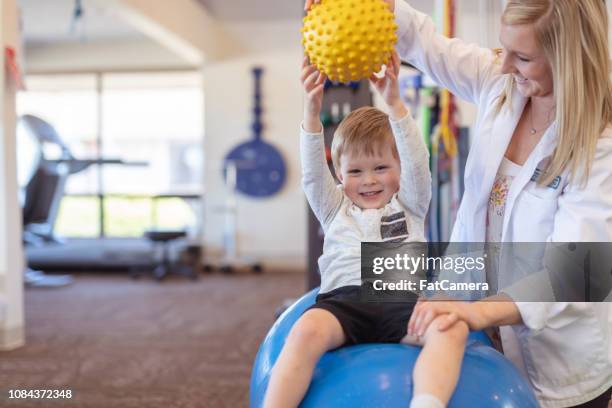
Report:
0,271,305,408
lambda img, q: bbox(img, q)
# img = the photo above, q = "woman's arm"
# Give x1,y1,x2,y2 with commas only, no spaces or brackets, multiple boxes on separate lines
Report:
407,294,522,337
395,0,498,105
304,0,497,104
411,136,612,336
549,135,612,241
500,134,612,330
467,295,522,329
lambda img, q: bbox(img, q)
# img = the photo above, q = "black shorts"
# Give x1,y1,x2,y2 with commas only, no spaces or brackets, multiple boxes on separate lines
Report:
570,386,612,408
306,285,418,346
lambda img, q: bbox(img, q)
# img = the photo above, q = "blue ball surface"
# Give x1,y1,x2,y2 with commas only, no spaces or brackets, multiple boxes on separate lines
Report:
250,289,538,408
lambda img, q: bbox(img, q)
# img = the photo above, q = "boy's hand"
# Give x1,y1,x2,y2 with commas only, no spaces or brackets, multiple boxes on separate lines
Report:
301,56,326,133
407,298,486,337
370,51,408,121
304,0,395,12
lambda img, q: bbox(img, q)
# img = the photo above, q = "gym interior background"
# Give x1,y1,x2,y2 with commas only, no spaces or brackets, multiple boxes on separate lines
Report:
0,0,610,407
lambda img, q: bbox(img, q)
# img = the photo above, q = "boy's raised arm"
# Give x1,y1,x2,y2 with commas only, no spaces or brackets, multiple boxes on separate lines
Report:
391,112,432,218
301,58,344,229
371,52,432,218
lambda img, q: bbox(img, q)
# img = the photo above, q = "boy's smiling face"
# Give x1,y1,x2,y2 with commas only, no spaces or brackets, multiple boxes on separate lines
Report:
336,144,401,210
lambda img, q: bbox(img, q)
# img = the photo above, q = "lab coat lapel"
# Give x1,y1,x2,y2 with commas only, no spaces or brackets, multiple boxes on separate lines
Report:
474,90,527,241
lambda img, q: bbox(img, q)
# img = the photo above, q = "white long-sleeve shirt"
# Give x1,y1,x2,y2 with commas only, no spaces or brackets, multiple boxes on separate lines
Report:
301,113,431,294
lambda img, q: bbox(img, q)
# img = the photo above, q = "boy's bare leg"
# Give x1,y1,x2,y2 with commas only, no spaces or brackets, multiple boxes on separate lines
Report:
263,308,346,408
401,315,469,407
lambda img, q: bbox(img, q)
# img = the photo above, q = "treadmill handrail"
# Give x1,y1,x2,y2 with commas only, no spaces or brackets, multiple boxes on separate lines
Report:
45,158,148,174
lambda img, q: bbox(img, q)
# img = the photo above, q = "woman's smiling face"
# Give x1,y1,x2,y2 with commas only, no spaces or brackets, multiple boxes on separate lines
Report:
499,23,554,99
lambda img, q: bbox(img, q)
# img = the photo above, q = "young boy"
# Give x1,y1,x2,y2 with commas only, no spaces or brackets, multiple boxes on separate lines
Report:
263,53,468,408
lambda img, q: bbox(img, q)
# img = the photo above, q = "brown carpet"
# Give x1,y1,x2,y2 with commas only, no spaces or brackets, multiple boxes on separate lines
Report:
0,271,305,408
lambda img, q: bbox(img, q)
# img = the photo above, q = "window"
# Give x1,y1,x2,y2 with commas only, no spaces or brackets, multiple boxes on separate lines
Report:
17,71,203,238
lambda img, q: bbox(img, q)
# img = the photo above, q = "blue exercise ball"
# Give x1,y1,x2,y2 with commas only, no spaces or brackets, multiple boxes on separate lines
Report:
250,288,538,408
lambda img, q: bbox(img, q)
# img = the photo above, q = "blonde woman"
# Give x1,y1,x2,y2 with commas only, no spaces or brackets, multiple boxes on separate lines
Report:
301,0,612,406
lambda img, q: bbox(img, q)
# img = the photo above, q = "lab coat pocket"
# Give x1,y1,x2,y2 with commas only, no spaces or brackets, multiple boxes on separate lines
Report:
523,304,607,386
524,178,563,200
511,191,558,242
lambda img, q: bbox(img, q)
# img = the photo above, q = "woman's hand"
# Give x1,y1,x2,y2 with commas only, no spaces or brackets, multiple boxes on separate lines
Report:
304,0,395,12
408,298,486,337
370,51,407,120
301,56,326,133
409,294,524,337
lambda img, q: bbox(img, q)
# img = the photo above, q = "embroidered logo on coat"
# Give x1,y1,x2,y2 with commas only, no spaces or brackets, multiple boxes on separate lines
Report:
380,212,409,243
530,168,561,189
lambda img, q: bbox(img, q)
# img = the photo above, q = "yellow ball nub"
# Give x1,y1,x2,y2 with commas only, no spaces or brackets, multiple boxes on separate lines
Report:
302,0,397,83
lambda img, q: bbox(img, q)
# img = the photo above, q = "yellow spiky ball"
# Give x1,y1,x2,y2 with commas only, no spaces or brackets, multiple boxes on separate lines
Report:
301,0,398,83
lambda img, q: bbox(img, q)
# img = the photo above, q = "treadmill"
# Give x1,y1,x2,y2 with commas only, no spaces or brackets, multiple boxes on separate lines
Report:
18,114,154,273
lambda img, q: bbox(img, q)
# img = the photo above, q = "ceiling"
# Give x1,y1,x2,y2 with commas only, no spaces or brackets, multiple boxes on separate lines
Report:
18,0,146,46
196,0,301,21
18,0,303,47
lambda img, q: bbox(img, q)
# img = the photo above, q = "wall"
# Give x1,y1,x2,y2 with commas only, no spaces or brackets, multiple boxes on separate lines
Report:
23,13,309,271
0,0,25,350
202,20,306,271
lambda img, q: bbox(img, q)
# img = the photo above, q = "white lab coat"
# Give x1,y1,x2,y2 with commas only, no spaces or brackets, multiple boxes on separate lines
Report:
395,1,612,406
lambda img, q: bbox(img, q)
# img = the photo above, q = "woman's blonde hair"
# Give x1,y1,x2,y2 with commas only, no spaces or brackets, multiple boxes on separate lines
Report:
496,0,612,186
331,106,399,170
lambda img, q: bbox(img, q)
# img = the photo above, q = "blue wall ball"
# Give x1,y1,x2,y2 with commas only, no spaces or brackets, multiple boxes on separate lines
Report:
250,288,538,408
